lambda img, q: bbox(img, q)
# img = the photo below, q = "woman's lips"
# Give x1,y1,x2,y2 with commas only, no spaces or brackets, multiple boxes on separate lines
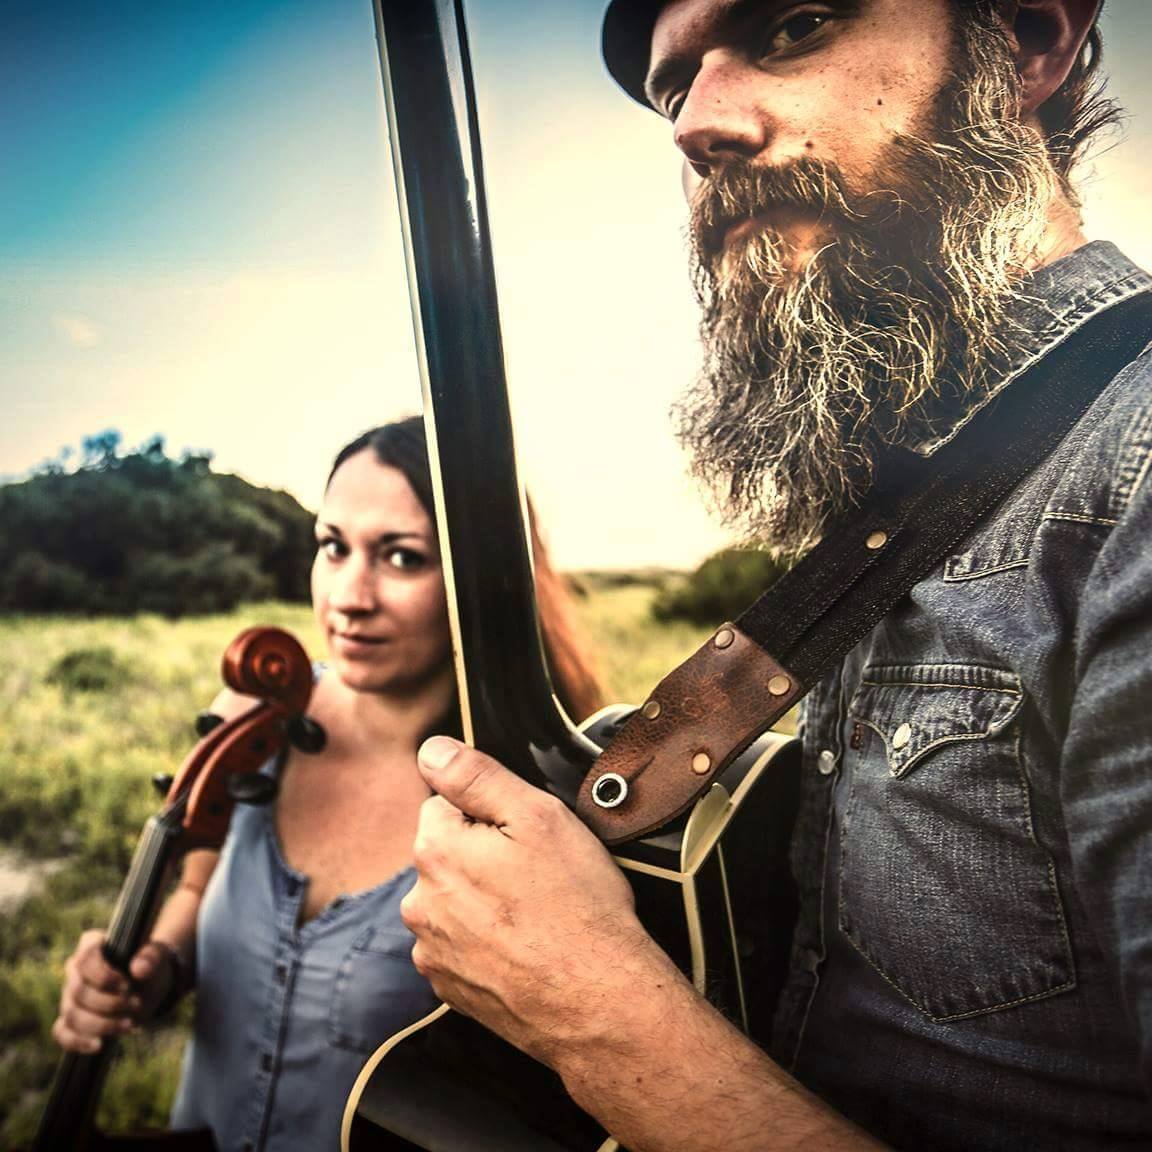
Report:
332,633,390,655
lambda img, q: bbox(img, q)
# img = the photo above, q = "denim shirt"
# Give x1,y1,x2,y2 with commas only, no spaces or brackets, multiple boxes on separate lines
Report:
770,242,1152,1150
169,751,440,1152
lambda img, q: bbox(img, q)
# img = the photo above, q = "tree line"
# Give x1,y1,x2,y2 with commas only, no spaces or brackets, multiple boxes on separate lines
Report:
0,431,315,616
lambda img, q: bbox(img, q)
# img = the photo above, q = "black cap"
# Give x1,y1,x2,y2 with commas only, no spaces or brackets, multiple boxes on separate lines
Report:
603,0,1109,113
601,0,667,111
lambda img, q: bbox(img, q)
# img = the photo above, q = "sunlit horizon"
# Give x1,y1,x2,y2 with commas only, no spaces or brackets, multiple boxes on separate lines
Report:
3,0,1151,570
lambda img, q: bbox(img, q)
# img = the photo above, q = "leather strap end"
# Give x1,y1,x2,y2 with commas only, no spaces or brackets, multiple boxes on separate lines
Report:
576,625,803,844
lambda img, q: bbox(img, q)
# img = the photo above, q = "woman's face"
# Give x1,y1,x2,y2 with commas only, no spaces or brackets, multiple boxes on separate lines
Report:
311,451,453,698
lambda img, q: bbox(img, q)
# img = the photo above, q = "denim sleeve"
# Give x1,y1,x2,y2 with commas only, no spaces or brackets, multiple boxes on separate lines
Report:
1062,394,1152,1092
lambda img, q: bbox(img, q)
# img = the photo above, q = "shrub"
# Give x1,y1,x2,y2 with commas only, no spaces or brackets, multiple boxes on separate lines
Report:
651,549,792,627
45,647,133,693
0,436,314,617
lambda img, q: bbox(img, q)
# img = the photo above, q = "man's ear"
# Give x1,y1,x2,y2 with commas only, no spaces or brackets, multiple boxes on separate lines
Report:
999,0,1101,117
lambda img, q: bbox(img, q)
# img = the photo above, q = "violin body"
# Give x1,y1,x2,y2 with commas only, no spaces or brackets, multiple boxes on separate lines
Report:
32,628,321,1152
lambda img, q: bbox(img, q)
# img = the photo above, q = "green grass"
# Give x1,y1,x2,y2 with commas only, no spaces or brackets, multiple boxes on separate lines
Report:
0,586,717,1147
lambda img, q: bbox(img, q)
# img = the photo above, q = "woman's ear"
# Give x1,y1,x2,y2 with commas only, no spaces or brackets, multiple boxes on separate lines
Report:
999,0,1101,117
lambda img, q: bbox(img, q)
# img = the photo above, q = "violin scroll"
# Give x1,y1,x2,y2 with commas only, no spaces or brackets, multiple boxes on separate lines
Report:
167,627,325,848
222,627,314,714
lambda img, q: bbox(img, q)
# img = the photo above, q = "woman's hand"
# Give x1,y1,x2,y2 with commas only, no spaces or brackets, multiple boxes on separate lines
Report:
51,931,179,1053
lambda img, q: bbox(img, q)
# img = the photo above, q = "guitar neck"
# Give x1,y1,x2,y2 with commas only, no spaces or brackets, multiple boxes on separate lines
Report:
374,0,597,802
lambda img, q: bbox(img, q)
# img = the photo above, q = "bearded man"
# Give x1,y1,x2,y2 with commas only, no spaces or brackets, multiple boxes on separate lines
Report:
398,1,1152,1148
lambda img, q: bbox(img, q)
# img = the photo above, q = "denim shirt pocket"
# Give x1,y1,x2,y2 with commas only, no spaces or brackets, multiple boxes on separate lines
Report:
328,926,439,1054
841,664,1075,1022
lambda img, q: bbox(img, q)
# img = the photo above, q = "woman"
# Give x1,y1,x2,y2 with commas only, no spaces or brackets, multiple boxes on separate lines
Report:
51,417,602,1151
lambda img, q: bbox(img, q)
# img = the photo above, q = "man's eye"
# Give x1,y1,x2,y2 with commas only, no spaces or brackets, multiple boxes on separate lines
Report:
763,11,830,55
385,547,427,571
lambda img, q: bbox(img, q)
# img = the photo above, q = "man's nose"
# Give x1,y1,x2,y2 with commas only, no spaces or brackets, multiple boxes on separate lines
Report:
673,54,770,181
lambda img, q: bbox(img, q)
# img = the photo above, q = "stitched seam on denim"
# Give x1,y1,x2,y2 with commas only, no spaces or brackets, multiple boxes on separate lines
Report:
916,276,1152,455
787,677,845,1074
1114,402,1152,511
1010,722,1078,1001
840,924,1076,1022
1041,511,1119,527
944,558,1031,582
857,661,1020,677
328,946,359,1049
929,979,1077,1021
858,680,1021,693
852,711,1021,775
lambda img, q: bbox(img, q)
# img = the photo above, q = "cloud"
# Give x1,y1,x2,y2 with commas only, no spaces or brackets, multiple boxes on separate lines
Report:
53,312,103,348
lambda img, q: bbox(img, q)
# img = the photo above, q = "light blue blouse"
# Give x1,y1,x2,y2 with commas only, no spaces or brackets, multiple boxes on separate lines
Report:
169,753,440,1152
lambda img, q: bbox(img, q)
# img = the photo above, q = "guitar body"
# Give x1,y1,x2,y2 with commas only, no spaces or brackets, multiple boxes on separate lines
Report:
342,716,801,1152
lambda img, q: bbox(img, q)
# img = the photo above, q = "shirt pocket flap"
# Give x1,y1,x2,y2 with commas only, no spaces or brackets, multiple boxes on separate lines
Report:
849,664,1024,778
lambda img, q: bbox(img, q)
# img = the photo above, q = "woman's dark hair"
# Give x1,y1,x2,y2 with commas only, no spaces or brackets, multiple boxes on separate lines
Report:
328,417,435,526
328,418,604,723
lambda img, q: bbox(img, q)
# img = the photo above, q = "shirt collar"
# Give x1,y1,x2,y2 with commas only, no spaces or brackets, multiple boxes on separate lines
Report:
912,241,1152,456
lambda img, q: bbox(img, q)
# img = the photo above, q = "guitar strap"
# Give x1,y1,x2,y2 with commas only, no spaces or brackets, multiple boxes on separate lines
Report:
578,288,1152,844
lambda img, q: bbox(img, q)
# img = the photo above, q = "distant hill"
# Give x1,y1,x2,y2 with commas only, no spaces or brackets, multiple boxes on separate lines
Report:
0,431,315,616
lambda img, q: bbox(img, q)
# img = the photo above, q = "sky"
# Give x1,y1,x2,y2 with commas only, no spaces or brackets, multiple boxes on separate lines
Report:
2,0,1151,570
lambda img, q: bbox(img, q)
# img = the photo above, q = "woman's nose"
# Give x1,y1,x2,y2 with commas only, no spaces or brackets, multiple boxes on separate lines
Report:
328,558,377,614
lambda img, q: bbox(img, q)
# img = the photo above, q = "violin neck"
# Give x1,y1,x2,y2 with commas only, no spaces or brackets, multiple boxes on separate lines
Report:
30,1043,117,1152
30,814,183,1152
104,812,183,968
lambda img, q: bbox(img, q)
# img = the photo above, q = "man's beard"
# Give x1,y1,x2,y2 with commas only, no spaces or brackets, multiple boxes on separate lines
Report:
675,13,1060,557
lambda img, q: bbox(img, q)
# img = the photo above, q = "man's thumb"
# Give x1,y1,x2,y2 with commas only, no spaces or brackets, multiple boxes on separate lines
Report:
417,736,536,826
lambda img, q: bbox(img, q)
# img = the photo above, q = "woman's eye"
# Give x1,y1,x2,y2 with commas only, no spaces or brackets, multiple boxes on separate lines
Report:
385,548,426,572
317,537,346,560
764,11,830,55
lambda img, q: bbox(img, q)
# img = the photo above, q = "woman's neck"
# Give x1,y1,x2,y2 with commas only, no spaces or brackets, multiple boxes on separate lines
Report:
322,667,458,759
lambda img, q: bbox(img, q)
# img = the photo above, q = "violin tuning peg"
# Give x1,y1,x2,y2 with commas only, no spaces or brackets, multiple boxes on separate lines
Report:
195,711,224,738
152,773,175,798
286,715,327,755
227,773,279,807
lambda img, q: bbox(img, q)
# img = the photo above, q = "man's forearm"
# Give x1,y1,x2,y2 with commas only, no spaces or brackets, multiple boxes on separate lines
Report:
553,938,885,1152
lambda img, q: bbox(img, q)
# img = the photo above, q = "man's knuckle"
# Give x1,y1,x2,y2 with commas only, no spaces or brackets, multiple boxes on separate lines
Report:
524,790,565,830
400,893,426,933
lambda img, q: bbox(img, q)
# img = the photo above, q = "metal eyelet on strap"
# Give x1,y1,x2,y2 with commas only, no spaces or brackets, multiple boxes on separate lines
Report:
591,772,629,809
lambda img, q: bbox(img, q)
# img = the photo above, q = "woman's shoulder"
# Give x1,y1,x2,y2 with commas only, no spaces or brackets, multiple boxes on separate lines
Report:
206,686,263,723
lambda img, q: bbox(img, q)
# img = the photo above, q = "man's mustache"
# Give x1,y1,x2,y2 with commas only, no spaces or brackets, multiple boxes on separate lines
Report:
689,157,855,264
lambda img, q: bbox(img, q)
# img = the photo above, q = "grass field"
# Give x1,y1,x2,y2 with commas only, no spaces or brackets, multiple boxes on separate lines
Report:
0,581,717,1147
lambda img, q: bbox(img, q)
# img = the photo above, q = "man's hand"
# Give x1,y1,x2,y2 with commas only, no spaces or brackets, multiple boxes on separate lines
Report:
401,735,677,1067
403,737,887,1152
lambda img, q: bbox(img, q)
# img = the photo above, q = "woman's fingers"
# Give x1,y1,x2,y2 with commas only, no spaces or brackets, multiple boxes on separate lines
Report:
51,1001,134,1053
52,930,142,1052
